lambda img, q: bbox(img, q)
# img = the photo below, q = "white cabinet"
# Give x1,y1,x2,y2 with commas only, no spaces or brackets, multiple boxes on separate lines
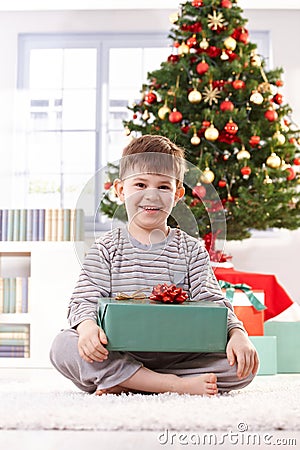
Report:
0,241,84,367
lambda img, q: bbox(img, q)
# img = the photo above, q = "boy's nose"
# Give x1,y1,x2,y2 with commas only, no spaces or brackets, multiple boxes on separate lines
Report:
144,188,160,200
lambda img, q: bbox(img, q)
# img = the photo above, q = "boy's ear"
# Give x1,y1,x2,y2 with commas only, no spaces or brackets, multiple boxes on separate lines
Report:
174,186,185,204
113,179,125,202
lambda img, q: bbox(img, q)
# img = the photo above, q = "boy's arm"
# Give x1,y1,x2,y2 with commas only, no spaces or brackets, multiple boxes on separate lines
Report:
67,240,111,329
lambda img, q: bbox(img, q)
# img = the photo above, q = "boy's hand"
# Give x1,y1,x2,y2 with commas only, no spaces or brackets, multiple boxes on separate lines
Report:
226,328,259,379
76,319,109,363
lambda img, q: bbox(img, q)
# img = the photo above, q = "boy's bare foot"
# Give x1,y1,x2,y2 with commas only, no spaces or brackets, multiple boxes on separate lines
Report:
95,385,130,396
180,373,218,396
95,373,218,396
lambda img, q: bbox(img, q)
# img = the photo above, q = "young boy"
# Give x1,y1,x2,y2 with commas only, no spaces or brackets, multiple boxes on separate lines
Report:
50,135,259,396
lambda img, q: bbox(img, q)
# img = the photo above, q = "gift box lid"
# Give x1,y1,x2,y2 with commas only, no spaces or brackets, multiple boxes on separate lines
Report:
98,298,228,352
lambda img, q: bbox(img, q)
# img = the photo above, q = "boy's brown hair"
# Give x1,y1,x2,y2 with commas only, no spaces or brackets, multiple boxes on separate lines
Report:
120,135,186,185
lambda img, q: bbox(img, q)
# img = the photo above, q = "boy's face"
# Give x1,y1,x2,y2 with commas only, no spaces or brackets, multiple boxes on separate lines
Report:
114,171,184,236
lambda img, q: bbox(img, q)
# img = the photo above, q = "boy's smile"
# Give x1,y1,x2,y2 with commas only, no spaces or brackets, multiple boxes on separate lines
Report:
114,172,185,244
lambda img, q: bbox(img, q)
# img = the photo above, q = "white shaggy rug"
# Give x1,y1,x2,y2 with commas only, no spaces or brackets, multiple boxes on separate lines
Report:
0,369,299,432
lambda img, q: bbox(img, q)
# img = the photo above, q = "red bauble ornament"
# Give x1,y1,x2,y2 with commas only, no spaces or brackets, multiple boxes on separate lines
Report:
218,179,227,188
232,79,245,90
275,80,284,87
224,120,238,135
273,93,283,105
293,157,300,166
264,109,278,122
104,181,112,190
190,198,201,207
192,184,206,198
133,113,137,119
150,283,188,304
181,125,191,134
144,92,157,104
186,35,198,48
192,0,203,7
202,120,210,128
286,167,296,181
221,0,232,8
196,61,209,75
239,31,249,44
167,54,179,63
169,109,183,123
220,100,234,112
206,46,221,58
241,166,251,177
249,135,260,147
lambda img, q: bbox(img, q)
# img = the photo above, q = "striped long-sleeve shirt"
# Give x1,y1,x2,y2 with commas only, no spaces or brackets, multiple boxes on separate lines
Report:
67,226,245,333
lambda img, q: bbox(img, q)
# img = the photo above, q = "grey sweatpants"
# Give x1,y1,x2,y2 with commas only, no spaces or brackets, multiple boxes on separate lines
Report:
49,328,255,394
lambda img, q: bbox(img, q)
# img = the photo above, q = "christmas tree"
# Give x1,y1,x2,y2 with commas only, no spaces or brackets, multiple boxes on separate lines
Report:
101,0,300,245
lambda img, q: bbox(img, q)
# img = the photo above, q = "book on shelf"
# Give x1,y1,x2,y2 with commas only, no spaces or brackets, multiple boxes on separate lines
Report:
0,208,84,242
0,277,30,314
0,324,30,358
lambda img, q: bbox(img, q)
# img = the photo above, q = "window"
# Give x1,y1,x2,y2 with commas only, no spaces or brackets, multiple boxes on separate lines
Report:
16,32,270,225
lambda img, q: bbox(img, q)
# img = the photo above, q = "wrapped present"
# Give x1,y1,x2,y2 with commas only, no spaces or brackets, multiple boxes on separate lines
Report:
219,280,266,336
98,298,228,352
249,336,277,375
264,321,300,373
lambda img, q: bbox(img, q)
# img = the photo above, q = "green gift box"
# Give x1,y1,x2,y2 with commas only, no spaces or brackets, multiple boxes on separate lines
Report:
98,298,228,352
264,321,300,373
249,336,277,375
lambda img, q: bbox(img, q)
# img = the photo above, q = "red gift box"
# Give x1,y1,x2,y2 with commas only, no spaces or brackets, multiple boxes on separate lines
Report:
222,289,265,336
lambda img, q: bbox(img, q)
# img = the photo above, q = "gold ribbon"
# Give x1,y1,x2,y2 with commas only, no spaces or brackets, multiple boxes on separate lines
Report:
115,288,148,300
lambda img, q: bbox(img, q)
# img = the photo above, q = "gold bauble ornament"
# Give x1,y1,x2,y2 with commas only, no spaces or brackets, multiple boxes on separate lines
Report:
191,133,201,146
169,12,179,24
124,126,131,136
200,167,215,184
250,51,261,67
250,90,264,105
204,124,219,141
236,148,251,160
263,174,273,184
266,152,281,168
142,109,150,121
273,130,286,145
178,42,190,56
158,104,171,120
224,36,237,51
188,88,202,104
199,37,209,50
220,50,229,61
258,82,271,94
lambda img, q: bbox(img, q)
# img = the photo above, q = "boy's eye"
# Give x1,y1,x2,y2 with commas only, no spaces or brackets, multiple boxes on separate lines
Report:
158,185,171,190
135,182,146,188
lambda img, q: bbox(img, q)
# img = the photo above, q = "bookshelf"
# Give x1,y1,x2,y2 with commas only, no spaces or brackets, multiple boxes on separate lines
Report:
0,241,85,367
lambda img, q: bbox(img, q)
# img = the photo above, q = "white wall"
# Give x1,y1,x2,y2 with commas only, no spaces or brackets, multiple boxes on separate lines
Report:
0,8,299,304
